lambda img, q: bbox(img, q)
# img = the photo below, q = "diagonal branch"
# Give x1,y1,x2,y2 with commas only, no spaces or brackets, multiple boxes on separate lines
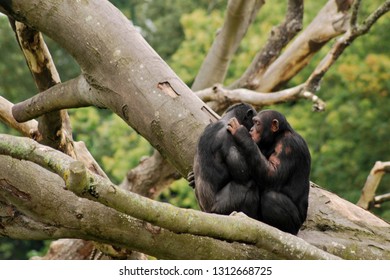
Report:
0,96,38,137
191,0,265,91
0,134,339,260
230,0,303,90
357,161,390,210
9,20,76,154
236,0,353,92
304,0,390,94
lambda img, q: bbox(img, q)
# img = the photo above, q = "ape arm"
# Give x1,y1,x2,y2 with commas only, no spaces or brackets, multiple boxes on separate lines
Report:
227,118,281,184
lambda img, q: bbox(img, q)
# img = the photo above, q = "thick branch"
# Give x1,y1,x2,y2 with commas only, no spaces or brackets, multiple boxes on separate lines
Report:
12,75,103,123
1,0,216,177
244,0,352,92
0,155,266,260
0,134,338,260
230,0,303,90
191,0,265,91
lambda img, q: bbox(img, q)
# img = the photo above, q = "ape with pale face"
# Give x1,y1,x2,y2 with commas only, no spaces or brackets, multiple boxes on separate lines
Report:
227,110,311,234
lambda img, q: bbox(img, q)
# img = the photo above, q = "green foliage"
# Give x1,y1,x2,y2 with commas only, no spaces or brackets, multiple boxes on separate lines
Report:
110,0,226,60
158,178,199,210
169,9,225,84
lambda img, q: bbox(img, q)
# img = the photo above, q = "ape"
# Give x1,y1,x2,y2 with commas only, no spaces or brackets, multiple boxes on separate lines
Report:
227,110,311,234
188,103,260,219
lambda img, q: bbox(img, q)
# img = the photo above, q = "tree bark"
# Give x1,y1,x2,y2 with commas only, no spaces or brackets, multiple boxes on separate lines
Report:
0,0,389,260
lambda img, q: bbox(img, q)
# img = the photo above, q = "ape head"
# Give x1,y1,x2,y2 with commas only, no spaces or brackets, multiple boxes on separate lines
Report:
223,103,256,131
250,110,292,147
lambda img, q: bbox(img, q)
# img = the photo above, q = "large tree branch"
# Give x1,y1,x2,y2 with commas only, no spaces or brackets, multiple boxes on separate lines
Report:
1,134,390,259
1,0,218,177
304,0,390,94
191,0,265,91
11,75,103,122
230,0,303,90
0,135,339,260
0,155,267,260
242,0,352,92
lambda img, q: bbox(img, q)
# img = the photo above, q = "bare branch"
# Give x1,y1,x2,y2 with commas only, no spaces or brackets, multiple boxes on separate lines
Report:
233,0,352,92
0,155,265,260
8,20,76,153
374,193,390,207
192,0,265,91
304,0,390,95
0,96,38,137
356,0,390,35
196,83,326,112
12,75,102,122
350,0,361,29
0,134,339,260
230,0,303,90
357,161,390,210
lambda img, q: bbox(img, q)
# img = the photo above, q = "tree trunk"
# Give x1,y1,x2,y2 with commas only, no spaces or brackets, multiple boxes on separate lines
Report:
0,0,389,260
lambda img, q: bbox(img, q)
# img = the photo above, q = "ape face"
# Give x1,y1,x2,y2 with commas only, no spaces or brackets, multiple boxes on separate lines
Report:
249,113,279,147
249,116,263,144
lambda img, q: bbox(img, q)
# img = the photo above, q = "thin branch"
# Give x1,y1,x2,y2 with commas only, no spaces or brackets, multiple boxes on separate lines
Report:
191,0,265,91
350,0,362,29
356,0,390,35
12,75,102,123
357,161,390,210
196,83,326,113
304,0,390,97
0,134,339,260
374,193,390,207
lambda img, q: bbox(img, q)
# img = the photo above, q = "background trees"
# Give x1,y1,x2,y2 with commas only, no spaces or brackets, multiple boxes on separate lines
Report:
0,0,389,259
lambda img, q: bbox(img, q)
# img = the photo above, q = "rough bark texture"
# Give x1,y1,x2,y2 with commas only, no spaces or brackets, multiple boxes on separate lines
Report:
0,0,389,260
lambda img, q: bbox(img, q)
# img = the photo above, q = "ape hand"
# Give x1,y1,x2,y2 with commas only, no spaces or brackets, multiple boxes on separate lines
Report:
187,171,195,188
227,117,241,135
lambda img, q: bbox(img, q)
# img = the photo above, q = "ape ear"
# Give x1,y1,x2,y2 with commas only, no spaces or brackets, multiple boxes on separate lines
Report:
271,119,279,132
246,109,255,118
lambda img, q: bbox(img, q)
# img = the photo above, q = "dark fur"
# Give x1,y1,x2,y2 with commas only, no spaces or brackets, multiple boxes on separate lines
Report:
189,103,259,219
232,110,311,234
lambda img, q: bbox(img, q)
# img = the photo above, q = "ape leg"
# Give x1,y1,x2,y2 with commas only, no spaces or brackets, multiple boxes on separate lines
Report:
212,183,260,219
260,191,302,235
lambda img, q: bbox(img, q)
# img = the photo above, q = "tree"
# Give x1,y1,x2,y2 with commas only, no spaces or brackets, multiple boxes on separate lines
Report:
0,0,389,259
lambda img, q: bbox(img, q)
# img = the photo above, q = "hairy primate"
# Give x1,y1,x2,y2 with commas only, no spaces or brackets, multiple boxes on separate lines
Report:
227,110,311,234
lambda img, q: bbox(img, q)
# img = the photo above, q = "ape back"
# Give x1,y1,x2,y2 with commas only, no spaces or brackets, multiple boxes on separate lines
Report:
193,103,257,215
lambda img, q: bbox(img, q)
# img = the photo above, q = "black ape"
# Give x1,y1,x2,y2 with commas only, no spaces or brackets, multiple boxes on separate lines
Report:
227,110,311,235
189,103,260,219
